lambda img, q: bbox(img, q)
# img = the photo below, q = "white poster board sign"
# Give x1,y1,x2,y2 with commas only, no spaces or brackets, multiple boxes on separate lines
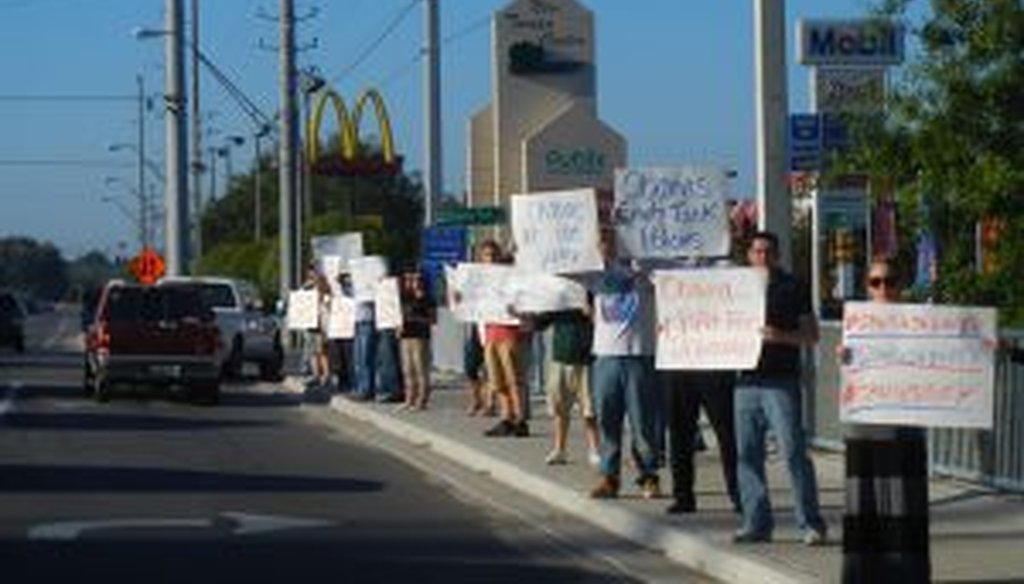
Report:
509,274,588,313
511,189,603,273
614,167,730,259
447,263,519,324
325,295,356,339
311,233,363,264
286,289,320,331
374,277,403,330
840,302,996,429
349,255,388,301
653,268,767,370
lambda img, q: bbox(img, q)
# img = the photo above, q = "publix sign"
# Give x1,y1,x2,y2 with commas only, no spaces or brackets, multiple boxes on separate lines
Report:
544,147,607,177
797,19,904,66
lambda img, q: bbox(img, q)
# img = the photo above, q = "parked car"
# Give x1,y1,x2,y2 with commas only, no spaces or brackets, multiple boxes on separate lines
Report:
83,280,222,403
157,277,284,381
0,291,26,353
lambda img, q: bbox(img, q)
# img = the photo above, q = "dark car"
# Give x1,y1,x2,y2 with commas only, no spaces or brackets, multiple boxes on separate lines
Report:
0,292,26,353
83,281,223,403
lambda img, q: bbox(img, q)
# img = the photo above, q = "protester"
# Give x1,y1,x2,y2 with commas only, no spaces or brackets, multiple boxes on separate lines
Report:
351,274,378,401
733,231,827,545
301,264,331,389
529,303,600,466
840,259,930,582
329,272,355,393
462,322,494,415
398,270,436,410
579,231,661,499
376,276,404,404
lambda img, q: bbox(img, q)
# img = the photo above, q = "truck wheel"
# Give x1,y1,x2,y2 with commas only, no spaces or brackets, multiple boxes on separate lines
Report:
259,344,284,381
93,377,111,403
222,338,243,379
191,382,220,405
83,357,95,397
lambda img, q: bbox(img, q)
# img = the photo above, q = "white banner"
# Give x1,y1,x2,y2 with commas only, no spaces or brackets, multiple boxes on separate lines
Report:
840,302,996,429
614,167,730,259
325,296,356,339
374,277,403,330
511,189,603,273
286,289,320,331
510,274,588,314
653,268,766,370
349,255,388,301
446,263,519,324
311,233,363,264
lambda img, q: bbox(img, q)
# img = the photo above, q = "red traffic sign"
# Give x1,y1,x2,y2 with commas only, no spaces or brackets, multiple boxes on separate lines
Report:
129,247,166,285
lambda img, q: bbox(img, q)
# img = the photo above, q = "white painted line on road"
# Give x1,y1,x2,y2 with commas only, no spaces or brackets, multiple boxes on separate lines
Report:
28,518,213,541
0,381,22,418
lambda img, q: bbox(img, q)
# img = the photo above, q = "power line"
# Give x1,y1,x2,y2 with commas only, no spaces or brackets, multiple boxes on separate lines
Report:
0,159,135,168
375,12,491,89
0,94,135,102
330,0,419,86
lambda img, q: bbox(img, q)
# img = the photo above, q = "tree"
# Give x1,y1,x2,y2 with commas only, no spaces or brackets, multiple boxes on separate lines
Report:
842,1,1024,323
0,237,69,301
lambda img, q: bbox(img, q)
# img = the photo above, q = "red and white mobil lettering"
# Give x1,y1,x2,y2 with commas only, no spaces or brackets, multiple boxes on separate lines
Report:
797,19,904,66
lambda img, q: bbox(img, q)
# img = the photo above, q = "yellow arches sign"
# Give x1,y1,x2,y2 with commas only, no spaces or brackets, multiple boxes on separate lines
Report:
306,87,401,176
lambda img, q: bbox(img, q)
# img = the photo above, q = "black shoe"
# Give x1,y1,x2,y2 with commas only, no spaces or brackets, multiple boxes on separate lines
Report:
484,419,515,437
666,498,696,514
732,529,772,544
512,420,530,437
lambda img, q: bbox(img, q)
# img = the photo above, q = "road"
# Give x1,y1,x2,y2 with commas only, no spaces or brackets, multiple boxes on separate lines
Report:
0,306,709,584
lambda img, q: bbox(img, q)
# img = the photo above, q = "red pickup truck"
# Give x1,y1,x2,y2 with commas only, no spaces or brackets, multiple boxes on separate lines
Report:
83,280,223,404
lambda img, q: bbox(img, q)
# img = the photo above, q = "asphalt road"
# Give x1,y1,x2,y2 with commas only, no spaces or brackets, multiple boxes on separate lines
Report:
0,307,709,584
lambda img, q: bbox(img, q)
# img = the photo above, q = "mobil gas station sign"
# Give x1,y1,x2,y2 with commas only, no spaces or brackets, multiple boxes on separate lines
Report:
797,19,904,66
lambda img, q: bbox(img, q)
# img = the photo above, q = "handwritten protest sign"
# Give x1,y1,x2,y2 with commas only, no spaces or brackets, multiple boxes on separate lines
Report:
311,233,363,264
446,263,519,324
325,295,356,339
840,302,996,429
349,255,388,301
614,167,730,259
374,277,403,330
511,189,603,273
509,274,588,313
653,268,766,370
286,289,319,331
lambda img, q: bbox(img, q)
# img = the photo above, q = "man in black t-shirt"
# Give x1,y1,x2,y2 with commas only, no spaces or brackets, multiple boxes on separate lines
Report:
732,232,827,547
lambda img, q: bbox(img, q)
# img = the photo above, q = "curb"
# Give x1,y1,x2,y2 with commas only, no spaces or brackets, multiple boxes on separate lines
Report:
284,377,817,584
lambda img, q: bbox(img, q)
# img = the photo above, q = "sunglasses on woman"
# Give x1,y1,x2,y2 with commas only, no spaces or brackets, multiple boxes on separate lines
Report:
868,275,897,289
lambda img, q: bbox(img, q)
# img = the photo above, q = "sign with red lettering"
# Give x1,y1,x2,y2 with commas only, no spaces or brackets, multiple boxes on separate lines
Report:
840,302,997,428
129,247,166,285
653,268,767,370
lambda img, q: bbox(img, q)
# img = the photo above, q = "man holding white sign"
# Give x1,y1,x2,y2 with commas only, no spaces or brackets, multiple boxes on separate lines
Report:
511,189,604,274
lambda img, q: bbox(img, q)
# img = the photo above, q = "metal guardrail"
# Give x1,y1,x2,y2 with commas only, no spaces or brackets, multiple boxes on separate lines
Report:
809,322,1024,493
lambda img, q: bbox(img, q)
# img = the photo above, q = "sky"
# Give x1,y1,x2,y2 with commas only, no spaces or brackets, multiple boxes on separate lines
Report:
0,0,890,259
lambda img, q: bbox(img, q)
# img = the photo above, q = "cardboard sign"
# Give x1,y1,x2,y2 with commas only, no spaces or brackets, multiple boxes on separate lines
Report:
286,289,320,331
614,167,730,259
653,268,766,370
349,255,388,301
509,274,588,314
311,233,363,264
325,295,356,340
840,302,996,429
511,189,603,273
374,277,403,330
446,263,519,324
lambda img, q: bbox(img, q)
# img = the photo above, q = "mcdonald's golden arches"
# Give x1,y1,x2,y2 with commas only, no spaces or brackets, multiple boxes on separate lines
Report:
307,87,402,176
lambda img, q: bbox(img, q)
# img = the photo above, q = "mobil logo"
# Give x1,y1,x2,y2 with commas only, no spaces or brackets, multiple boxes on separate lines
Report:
797,19,904,66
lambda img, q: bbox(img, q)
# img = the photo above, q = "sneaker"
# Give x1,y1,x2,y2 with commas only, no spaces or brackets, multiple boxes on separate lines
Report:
544,448,567,465
639,475,661,499
665,498,696,514
732,529,772,544
512,420,530,437
484,419,515,437
587,449,601,468
803,528,827,547
589,476,620,499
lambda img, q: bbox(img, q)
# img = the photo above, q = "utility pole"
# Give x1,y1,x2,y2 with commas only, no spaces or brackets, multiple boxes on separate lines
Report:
423,0,441,227
136,74,148,248
164,0,189,275
754,0,791,267
190,0,204,265
279,0,299,298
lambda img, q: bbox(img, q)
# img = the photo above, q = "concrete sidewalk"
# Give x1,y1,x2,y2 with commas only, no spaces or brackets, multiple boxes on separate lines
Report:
286,376,1024,583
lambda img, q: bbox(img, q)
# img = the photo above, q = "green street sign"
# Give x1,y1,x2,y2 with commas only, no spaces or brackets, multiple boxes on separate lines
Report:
435,206,506,226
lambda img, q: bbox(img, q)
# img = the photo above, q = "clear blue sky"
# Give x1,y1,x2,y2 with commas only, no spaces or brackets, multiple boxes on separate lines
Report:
0,0,885,259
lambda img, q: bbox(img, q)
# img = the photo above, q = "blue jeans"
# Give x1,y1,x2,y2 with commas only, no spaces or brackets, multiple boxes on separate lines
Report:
734,377,825,536
353,322,378,398
376,328,402,400
592,356,660,480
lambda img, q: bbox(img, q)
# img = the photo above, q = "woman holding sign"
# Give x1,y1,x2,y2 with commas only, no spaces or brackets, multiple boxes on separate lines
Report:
839,260,930,583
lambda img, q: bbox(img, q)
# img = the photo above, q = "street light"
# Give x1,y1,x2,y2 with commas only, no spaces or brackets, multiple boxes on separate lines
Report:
109,143,166,183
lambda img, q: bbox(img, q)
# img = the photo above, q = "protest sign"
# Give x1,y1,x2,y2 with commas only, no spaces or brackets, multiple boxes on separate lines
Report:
653,268,766,370
374,277,403,330
509,274,588,313
311,233,363,264
614,167,730,259
349,255,388,301
840,302,996,429
286,289,320,331
325,296,356,339
511,189,603,273
446,263,519,324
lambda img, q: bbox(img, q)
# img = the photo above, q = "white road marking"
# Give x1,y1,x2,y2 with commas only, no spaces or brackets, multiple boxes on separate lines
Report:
219,511,333,535
27,512,334,541
0,381,22,417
